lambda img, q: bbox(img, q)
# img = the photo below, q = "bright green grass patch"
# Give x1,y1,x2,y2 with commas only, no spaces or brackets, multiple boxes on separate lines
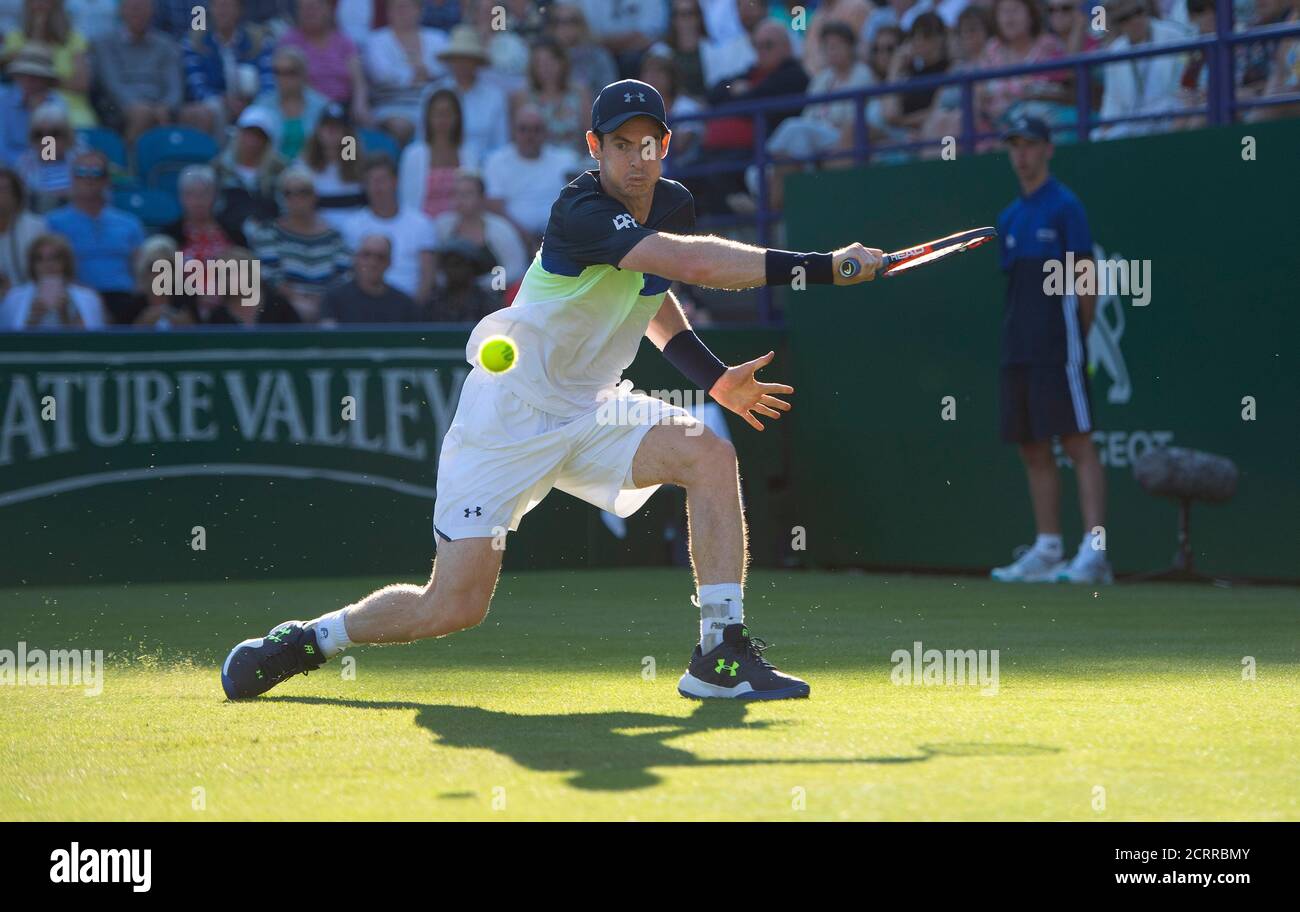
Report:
1,570,1296,821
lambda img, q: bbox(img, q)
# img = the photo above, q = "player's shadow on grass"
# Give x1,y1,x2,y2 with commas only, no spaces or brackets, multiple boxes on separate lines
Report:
269,696,1059,792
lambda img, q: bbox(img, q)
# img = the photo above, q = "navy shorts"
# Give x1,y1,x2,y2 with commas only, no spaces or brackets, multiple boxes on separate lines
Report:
1000,363,1093,444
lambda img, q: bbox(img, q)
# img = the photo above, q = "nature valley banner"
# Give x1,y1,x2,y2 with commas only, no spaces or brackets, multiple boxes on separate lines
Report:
0,336,468,509
0,331,471,585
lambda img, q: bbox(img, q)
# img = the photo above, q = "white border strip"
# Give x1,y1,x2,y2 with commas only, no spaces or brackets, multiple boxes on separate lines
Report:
0,348,465,365
1062,294,1090,432
0,463,437,508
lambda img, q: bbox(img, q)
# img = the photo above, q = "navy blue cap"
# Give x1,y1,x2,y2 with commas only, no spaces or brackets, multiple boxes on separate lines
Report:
591,79,668,134
1002,115,1051,143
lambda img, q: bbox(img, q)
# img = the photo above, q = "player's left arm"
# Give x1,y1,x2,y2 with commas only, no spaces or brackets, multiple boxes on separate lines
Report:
648,291,793,431
645,290,691,350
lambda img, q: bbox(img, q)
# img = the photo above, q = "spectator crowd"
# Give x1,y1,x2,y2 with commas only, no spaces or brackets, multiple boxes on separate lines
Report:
0,0,1294,328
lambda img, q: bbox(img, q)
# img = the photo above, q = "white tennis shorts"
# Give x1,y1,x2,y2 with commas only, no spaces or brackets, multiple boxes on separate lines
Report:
432,370,695,541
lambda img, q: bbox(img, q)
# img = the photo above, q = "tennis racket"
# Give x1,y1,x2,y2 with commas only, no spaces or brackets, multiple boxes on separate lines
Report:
839,226,997,279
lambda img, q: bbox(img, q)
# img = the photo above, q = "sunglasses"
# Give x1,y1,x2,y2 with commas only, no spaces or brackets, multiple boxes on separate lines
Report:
73,166,107,179
283,186,314,196
273,67,303,76
1048,4,1075,12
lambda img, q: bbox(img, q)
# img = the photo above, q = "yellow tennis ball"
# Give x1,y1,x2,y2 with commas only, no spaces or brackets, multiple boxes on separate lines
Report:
477,334,517,373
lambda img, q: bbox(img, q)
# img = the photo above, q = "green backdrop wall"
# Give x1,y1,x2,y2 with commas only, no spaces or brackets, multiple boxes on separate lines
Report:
782,119,1299,579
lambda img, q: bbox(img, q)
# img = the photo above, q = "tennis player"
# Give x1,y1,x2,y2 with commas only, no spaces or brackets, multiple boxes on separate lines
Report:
222,80,882,701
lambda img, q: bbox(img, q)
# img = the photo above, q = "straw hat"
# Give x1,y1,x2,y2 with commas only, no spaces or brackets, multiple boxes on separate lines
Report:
438,25,489,64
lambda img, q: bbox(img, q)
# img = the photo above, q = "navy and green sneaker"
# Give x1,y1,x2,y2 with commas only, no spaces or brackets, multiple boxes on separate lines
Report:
221,621,325,700
677,623,810,700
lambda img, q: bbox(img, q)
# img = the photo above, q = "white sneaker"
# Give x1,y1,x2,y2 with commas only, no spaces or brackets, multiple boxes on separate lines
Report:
991,545,1066,582
1057,550,1114,584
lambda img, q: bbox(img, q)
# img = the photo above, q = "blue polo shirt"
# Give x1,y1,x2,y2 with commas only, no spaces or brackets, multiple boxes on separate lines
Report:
996,176,1093,365
46,205,146,294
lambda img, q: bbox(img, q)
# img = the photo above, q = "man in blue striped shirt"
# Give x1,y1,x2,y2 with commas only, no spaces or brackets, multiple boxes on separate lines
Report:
991,116,1112,585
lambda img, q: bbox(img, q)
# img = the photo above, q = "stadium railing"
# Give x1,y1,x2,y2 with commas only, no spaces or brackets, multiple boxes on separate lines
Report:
665,10,1300,322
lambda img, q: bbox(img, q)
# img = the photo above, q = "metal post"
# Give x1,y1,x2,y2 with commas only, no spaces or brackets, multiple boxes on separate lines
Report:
959,81,977,155
1212,0,1236,124
1074,63,1092,142
853,92,869,167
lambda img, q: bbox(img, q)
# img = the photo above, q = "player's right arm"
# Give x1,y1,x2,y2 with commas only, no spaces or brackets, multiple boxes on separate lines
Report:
619,232,883,289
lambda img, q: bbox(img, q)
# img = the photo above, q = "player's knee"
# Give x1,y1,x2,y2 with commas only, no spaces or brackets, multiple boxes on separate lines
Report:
443,594,490,633
686,432,737,486
412,577,491,637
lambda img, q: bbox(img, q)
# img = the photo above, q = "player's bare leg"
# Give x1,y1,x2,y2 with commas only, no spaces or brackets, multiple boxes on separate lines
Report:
992,439,1067,582
631,419,808,700
221,539,503,699
630,418,746,586
342,538,504,643
1058,432,1112,583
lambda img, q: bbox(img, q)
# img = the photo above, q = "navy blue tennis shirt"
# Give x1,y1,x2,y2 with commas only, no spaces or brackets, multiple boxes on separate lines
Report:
539,169,695,287
996,176,1094,365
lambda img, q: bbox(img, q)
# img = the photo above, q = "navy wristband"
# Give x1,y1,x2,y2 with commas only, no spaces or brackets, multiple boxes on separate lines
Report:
663,330,727,393
765,249,834,286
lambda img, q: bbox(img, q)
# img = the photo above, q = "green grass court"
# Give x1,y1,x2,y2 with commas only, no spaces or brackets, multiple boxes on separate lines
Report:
2,570,1296,821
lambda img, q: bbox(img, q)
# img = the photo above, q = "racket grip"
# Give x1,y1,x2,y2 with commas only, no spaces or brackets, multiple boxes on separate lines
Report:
838,258,860,278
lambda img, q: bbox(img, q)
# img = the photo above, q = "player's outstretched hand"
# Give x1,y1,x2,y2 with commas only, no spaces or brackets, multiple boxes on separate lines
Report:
708,351,793,431
832,244,885,284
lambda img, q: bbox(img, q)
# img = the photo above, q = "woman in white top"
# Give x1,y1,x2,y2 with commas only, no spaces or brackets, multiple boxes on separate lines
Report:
0,231,104,328
397,87,481,218
363,0,449,145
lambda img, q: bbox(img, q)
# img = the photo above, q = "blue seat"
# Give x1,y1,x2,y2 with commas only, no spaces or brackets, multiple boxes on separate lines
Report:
112,188,181,231
77,127,128,169
358,127,402,163
135,127,219,192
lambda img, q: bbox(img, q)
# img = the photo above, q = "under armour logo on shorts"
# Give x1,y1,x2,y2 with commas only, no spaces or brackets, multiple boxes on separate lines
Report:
464,506,482,518
624,91,646,103
612,213,639,230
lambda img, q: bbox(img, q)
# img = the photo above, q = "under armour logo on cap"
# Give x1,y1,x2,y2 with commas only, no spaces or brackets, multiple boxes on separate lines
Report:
592,79,667,134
